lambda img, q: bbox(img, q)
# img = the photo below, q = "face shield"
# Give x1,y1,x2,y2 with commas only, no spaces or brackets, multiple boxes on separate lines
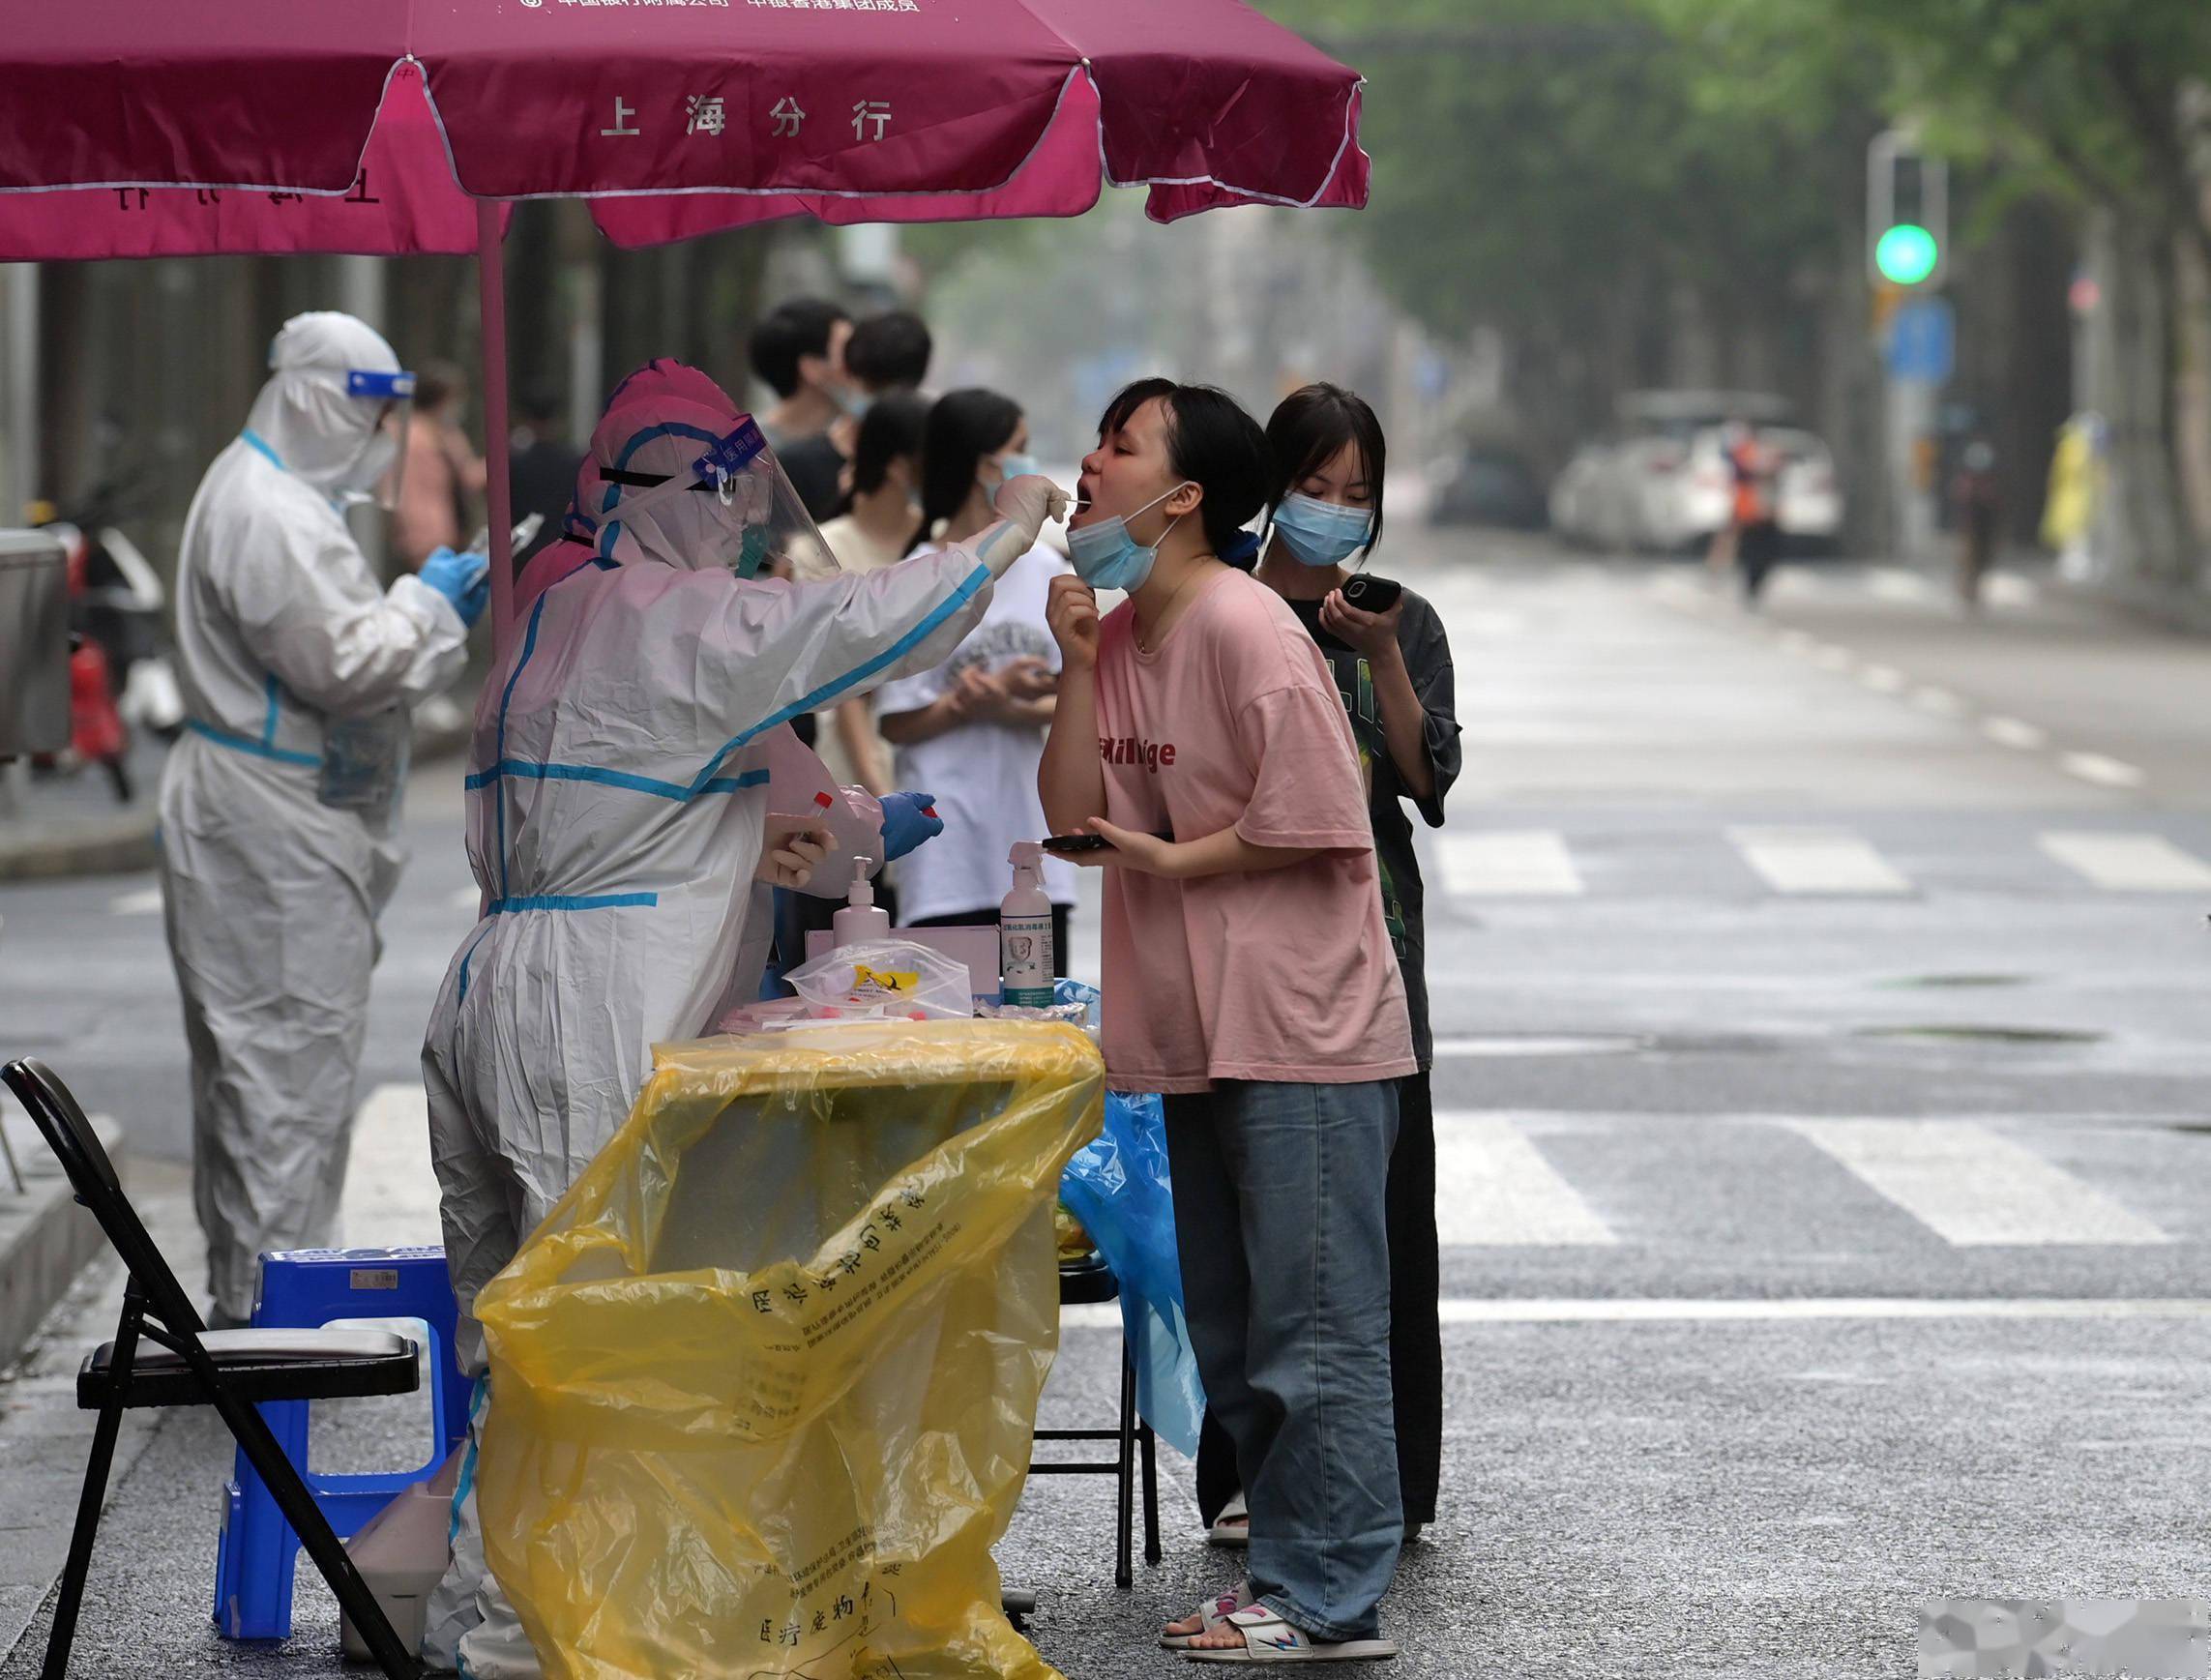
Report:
339,367,417,513
595,417,840,580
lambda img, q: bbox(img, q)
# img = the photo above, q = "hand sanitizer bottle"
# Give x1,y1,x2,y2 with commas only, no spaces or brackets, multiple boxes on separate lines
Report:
1000,841,1054,1007
832,856,890,949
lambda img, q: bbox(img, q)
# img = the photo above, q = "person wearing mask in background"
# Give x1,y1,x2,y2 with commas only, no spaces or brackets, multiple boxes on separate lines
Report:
506,385,584,570
394,359,488,573
160,311,486,1328
1039,378,1412,1665
1196,381,1459,1557
749,296,853,458
876,389,1077,960
780,309,933,523
422,360,1064,1679
811,391,930,797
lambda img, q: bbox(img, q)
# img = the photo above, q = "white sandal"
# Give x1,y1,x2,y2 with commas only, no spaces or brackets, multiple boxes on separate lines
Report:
1159,1579,1254,1649
1182,1606,1399,1665
1207,1492,1250,1549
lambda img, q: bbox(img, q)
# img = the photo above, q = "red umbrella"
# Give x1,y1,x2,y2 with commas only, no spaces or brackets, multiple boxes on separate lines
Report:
2,0,1367,644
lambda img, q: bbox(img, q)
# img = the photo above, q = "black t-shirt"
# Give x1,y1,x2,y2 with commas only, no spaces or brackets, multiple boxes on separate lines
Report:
1283,587,1460,1068
779,433,848,524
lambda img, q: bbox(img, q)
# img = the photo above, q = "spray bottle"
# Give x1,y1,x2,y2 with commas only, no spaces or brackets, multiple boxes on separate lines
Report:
1000,840,1054,1007
832,856,890,949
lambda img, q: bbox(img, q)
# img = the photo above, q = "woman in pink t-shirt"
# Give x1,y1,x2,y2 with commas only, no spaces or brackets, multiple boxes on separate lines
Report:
1039,379,1413,1663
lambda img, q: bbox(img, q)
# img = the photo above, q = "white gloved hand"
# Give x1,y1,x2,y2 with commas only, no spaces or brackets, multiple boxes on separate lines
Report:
992,473,1072,547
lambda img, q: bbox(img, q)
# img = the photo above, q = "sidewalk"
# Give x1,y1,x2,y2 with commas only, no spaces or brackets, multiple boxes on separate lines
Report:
0,697,480,884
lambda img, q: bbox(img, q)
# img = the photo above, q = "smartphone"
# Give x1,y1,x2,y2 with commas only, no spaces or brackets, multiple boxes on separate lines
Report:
1341,574,1402,613
1042,833,1113,855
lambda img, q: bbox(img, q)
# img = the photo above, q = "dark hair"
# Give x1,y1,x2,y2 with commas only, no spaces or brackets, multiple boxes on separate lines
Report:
748,298,850,399
1096,378,1270,560
516,383,563,428
844,310,932,394
415,359,465,417
848,390,929,499
905,388,1022,556
1264,382,1387,558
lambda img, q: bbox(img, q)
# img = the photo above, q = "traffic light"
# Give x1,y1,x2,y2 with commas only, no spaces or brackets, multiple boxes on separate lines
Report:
1867,130,1947,288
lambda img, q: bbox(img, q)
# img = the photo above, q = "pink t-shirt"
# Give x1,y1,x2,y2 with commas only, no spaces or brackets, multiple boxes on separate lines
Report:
1093,567,1416,1094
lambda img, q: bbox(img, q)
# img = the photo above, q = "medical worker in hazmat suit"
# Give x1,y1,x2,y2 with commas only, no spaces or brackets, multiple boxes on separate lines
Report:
161,310,486,1328
421,361,1066,1675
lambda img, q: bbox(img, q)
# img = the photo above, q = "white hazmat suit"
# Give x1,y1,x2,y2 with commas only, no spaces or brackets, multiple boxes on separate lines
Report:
420,362,1065,1676
160,311,472,1324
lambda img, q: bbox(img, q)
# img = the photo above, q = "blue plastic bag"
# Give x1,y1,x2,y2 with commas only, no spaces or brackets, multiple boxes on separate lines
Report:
1055,987,1205,1456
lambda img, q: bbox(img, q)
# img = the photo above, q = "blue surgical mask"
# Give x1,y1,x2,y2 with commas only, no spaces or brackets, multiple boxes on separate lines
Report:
995,451,1040,484
1273,492,1374,568
836,386,873,421
1066,483,1190,592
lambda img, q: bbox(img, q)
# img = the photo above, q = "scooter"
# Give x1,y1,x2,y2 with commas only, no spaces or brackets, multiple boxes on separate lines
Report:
32,486,185,803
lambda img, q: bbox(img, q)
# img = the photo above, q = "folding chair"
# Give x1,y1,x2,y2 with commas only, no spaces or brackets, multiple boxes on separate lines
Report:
2,1057,425,1680
1028,1253,1161,1591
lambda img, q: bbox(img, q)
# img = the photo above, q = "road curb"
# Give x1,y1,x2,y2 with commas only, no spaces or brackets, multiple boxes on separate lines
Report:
0,1113,126,1371
0,712,474,886
0,811,159,884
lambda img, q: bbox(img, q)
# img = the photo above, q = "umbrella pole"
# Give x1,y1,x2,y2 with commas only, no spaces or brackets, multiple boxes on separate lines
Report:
476,200,516,656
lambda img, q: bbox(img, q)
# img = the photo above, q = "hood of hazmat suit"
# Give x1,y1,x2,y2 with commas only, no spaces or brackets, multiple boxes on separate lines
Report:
157,309,472,1322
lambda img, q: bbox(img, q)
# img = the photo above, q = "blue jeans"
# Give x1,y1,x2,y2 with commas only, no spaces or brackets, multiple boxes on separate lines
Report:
1164,1078,1402,1642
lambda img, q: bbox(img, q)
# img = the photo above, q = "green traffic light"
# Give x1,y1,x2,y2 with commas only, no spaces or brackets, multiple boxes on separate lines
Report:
1876,222,1939,285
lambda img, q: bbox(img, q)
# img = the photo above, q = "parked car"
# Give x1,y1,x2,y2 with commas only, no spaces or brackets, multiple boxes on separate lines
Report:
1548,391,1842,556
1428,445,1548,530
1649,426,1844,556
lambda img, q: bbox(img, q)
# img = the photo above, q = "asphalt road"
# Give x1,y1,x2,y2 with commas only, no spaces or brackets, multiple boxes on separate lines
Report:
4,535,2209,1678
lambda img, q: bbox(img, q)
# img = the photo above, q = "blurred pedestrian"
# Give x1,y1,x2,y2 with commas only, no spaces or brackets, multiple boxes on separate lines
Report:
812,390,930,797
1725,418,1783,605
876,388,1077,960
748,296,853,457
507,384,582,569
161,312,484,1327
394,359,488,572
1186,381,1458,1555
1952,438,2000,612
780,309,932,522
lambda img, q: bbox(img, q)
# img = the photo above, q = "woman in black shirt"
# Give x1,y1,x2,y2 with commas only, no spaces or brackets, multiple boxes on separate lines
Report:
1194,381,1460,1547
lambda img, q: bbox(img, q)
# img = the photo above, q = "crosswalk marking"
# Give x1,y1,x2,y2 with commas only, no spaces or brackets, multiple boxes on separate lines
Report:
1983,716,2048,751
1910,686,1966,717
1778,1118,2171,1247
2059,752,2146,790
1432,1113,1617,1247
339,1081,444,1247
1060,1297,2211,1331
1727,827,1912,896
2040,832,2211,892
109,886,163,916
1858,663,1906,693
1439,831,1584,897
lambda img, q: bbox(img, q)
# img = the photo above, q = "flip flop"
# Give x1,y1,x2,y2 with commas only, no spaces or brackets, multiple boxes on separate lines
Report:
1208,1492,1250,1550
1159,1579,1254,1649
1182,1606,1399,1665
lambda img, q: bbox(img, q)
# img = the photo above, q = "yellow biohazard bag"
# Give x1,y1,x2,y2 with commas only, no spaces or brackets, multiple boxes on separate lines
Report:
473,1020,1106,1680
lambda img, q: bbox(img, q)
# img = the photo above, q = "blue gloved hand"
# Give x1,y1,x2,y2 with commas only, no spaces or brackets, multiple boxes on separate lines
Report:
880,790,944,862
419,545,491,628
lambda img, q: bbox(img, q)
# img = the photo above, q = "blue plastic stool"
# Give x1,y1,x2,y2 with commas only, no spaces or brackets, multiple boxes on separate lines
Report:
213,1246,469,1639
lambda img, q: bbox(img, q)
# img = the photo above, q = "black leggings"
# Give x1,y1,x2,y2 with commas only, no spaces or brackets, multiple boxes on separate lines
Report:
1194,1067,1442,1528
